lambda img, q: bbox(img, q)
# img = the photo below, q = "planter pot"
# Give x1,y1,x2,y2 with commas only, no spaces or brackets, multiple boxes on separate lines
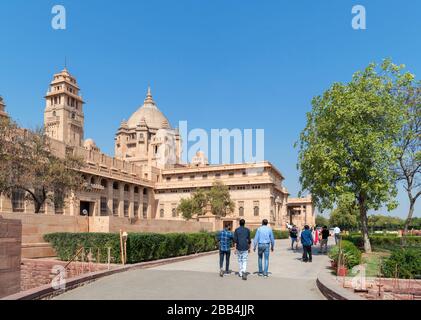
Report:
337,266,348,276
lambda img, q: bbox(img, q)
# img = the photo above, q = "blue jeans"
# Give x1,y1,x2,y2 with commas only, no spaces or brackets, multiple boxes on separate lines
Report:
257,243,270,276
291,237,298,249
219,250,231,271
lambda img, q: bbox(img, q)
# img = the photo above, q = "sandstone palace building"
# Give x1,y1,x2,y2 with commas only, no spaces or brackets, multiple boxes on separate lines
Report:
0,68,314,254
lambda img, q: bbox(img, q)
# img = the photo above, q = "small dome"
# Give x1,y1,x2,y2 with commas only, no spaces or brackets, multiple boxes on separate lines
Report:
126,87,171,129
84,138,98,150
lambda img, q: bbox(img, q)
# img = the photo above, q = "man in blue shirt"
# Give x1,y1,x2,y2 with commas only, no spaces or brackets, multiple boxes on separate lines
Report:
253,219,275,278
300,225,314,263
217,226,234,277
233,219,251,280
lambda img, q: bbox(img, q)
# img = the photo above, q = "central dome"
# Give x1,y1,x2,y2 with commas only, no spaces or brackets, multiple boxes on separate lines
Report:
127,87,171,129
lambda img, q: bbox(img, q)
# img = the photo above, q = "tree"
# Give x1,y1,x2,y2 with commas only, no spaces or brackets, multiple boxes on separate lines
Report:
178,188,208,220
315,214,329,227
329,197,360,231
208,181,235,217
367,215,404,231
394,84,421,234
297,60,414,252
177,182,234,220
0,119,84,213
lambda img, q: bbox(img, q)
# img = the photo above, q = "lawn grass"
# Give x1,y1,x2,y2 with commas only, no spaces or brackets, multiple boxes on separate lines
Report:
362,251,391,277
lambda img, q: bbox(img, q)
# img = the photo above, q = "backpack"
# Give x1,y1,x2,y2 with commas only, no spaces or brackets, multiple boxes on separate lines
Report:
290,228,297,238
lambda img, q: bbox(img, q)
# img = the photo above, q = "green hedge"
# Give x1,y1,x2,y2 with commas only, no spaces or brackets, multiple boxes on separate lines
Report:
250,229,289,239
381,248,421,279
328,240,362,270
44,232,218,264
342,235,421,250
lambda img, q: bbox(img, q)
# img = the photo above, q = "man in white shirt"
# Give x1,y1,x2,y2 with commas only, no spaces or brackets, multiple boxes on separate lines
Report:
333,226,341,244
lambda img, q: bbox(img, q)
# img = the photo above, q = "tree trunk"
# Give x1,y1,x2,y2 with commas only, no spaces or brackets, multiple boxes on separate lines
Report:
403,199,415,235
34,200,42,214
358,197,372,253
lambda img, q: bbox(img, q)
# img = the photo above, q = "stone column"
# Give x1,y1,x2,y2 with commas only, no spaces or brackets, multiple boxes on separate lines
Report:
107,180,113,216
0,194,13,212
129,185,134,218
138,187,144,219
119,184,124,218
147,189,153,219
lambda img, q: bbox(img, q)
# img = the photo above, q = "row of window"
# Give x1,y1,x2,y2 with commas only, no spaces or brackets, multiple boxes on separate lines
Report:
164,171,252,182
49,96,79,109
237,201,260,217
11,189,64,213
156,185,263,194
157,200,261,218
100,197,148,217
82,175,149,195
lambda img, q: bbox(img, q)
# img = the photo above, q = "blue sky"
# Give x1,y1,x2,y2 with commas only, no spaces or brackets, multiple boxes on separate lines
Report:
0,0,420,218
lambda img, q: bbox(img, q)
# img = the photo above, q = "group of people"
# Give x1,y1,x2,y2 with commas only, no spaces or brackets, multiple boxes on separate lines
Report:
288,224,342,257
217,219,274,280
217,220,342,279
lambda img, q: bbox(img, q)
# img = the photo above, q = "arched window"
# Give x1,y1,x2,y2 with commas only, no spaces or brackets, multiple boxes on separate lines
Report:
172,208,177,217
100,179,108,188
143,188,148,196
90,177,95,185
11,189,25,213
160,209,164,218
124,184,129,192
253,201,260,216
134,186,139,194
113,182,119,190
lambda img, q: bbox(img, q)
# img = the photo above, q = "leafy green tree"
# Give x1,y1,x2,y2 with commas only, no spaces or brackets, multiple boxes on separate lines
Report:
315,214,329,227
208,181,235,217
367,215,404,231
178,188,208,220
394,84,421,234
297,60,414,252
177,182,234,220
329,197,360,231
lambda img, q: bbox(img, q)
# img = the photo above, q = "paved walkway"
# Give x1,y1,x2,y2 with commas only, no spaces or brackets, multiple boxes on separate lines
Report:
55,239,331,300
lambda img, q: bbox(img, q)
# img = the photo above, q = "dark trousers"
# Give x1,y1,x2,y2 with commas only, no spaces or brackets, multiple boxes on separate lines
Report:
302,245,312,262
219,250,231,271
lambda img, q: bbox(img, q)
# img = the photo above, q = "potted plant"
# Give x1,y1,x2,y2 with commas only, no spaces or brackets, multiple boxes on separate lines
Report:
337,265,348,276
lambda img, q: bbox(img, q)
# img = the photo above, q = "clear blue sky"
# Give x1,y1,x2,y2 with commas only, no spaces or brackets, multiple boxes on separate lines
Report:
0,0,420,218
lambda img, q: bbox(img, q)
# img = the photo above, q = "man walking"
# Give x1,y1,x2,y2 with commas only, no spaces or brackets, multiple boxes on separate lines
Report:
289,224,299,251
233,219,251,280
217,225,233,277
333,226,341,245
319,225,330,254
301,225,314,263
253,219,275,278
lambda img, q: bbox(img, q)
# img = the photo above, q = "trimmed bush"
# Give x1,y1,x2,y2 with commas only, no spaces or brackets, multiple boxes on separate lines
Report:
328,240,362,270
342,235,421,250
44,231,218,264
250,229,289,239
381,248,421,279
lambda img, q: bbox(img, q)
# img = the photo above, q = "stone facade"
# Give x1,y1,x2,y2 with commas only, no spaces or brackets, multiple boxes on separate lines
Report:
0,216,22,298
0,67,315,249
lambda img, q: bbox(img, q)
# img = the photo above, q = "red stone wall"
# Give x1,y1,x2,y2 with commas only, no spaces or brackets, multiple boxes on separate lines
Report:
0,216,22,298
20,258,113,291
